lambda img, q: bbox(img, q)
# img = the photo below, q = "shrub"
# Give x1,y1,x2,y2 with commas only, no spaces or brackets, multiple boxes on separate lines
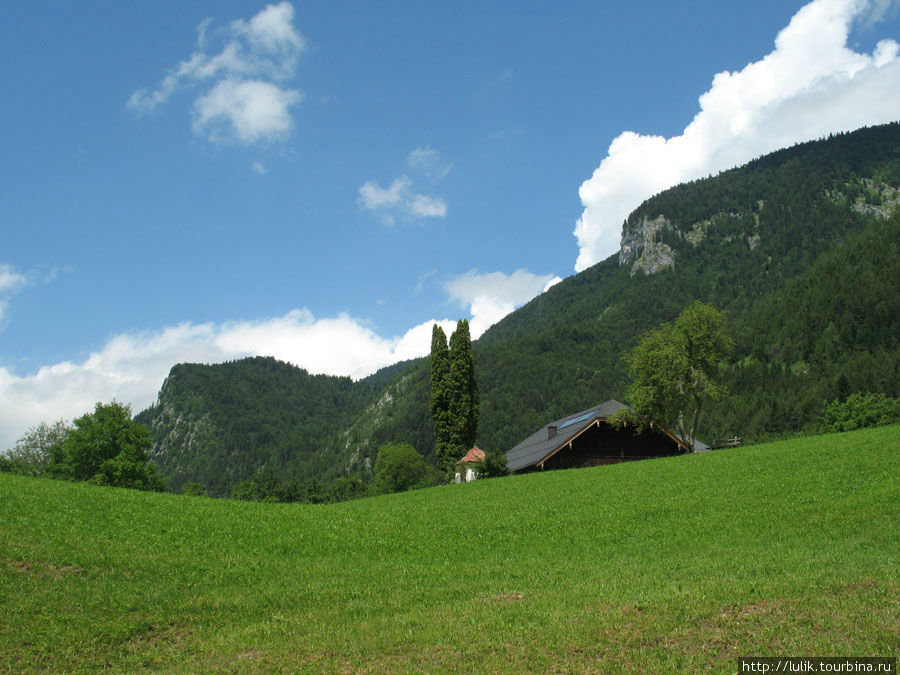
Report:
373,443,430,494
183,482,206,497
821,392,900,432
476,451,509,478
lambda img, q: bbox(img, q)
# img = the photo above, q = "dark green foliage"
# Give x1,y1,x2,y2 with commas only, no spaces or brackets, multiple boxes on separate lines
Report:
471,123,900,447
821,393,900,432
447,319,479,462
229,467,341,504
136,356,383,496
47,402,165,492
626,302,733,450
328,476,369,502
136,123,900,485
430,320,480,472
373,443,430,494
476,451,509,479
429,324,454,471
182,482,206,497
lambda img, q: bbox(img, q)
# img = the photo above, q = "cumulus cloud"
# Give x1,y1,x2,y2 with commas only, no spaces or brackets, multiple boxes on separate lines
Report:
0,309,457,450
0,262,561,448
193,78,302,143
443,268,561,338
127,2,305,145
574,0,900,271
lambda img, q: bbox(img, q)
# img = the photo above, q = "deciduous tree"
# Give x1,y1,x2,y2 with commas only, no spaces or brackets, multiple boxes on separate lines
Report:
47,401,166,491
625,301,733,451
373,442,430,494
2,420,70,476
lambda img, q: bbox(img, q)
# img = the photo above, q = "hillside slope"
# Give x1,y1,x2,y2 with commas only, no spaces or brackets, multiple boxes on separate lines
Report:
357,123,900,452
140,123,900,493
3,426,898,670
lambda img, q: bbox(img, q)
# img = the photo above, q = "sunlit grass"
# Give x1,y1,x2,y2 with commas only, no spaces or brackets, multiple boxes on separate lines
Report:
2,426,898,671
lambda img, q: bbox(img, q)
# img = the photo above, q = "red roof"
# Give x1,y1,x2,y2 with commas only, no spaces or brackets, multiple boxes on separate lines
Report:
457,447,485,464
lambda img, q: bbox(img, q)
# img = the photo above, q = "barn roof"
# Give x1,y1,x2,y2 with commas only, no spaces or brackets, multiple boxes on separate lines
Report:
505,400,631,472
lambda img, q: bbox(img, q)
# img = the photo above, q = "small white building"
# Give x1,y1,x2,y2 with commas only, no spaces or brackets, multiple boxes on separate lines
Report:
454,447,485,483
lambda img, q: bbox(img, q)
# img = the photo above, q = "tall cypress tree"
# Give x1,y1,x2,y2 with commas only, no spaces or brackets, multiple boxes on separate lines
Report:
447,319,479,462
429,324,454,472
430,320,480,474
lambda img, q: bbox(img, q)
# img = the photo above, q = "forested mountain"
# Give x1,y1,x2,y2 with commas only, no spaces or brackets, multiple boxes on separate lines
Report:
135,358,382,495
139,122,900,495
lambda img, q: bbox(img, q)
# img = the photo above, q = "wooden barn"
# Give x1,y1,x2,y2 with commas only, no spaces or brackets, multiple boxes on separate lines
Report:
505,400,704,473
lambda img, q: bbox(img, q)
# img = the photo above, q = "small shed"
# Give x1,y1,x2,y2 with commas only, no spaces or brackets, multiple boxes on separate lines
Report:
505,401,692,473
455,447,485,483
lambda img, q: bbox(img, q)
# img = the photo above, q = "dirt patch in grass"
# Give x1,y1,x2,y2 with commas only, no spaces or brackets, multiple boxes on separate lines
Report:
123,622,190,654
11,559,83,580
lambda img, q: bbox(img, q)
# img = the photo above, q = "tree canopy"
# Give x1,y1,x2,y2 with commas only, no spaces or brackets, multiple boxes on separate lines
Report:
47,401,166,491
373,443,431,494
1,420,70,477
626,301,734,450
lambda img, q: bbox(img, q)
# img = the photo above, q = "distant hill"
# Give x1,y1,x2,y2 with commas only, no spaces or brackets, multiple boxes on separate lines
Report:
138,123,900,495
135,358,378,495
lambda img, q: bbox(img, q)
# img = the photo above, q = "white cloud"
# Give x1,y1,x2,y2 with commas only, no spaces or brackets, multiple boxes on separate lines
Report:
0,263,561,449
0,264,29,325
193,79,301,144
543,275,563,293
358,174,447,222
0,264,27,294
360,146,451,223
232,1,306,58
0,309,457,451
251,160,267,175
127,2,305,146
574,0,900,271
443,268,560,338
358,176,411,210
408,194,448,218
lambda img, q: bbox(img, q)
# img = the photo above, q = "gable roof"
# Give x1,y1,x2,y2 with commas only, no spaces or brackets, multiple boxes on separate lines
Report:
457,447,486,464
505,401,631,473
505,400,700,472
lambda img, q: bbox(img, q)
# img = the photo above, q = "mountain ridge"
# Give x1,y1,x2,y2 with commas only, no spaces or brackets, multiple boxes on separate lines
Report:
138,122,900,495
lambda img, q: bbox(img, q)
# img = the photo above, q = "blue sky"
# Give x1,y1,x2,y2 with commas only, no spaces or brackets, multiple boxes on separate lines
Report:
2,0,899,448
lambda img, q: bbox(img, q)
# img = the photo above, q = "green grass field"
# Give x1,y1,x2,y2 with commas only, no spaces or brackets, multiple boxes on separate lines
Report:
2,426,898,672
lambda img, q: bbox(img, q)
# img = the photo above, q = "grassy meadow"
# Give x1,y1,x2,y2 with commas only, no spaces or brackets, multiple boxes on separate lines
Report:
2,426,898,672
